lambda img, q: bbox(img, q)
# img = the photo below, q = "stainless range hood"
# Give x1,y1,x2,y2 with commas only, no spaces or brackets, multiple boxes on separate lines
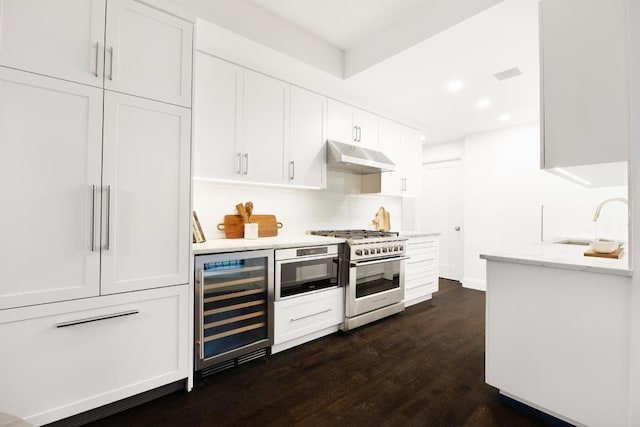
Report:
326,140,395,174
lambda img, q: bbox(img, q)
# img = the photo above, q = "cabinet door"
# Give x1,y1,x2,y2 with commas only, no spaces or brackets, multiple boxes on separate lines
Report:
101,92,191,294
243,70,288,184
104,0,193,107
401,127,423,196
327,99,356,143
0,68,103,309
379,119,403,195
0,285,188,425
356,109,380,150
0,0,105,87
193,53,243,181
289,86,326,188
541,0,628,168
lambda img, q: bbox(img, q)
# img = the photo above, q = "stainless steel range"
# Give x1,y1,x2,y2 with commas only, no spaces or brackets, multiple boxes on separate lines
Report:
310,230,409,331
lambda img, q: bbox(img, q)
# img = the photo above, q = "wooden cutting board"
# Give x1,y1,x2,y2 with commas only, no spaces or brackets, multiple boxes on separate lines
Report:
584,247,624,258
217,215,283,238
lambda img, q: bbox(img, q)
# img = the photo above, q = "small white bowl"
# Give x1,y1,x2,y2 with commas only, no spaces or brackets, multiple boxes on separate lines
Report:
590,240,619,254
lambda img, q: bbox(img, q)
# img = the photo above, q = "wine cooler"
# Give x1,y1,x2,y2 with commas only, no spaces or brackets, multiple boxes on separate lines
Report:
195,250,274,372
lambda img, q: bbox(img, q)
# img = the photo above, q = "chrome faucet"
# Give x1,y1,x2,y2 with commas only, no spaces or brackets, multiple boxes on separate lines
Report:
592,197,628,222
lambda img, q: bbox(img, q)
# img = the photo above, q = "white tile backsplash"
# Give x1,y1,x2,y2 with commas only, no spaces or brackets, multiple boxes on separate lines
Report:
193,171,402,240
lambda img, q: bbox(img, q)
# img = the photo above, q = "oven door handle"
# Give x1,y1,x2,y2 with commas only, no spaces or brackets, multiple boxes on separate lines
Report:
350,256,410,267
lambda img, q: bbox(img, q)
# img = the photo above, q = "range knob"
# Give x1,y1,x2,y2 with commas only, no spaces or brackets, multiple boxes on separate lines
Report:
376,248,382,254
399,245,404,251
382,247,388,253
363,249,370,255
355,249,363,256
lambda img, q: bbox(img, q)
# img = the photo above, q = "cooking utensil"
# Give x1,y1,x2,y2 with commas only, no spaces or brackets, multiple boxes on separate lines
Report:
245,201,253,223
236,203,248,223
217,215,283,238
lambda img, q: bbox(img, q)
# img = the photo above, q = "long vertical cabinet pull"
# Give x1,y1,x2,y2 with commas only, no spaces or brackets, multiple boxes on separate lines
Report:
289,161,295,180
352,125,357,142
109,47,114,80
356,126,362,142
90,185,97,251
104,185,111,250
243,154,249,175
236,153,242,174
94,43,100,78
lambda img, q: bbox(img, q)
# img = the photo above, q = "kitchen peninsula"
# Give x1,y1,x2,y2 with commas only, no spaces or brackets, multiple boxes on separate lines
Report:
481,242,631,426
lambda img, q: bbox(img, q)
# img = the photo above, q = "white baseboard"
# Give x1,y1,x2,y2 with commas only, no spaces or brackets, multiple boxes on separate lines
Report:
462,276,486,291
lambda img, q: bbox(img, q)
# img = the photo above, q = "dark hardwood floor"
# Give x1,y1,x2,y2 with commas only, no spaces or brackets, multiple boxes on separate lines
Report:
87,280,551,427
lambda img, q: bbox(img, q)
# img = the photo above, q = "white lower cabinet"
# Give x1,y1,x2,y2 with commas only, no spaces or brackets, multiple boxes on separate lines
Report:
0,285,189,426
272,288,344,354
404,236,439,307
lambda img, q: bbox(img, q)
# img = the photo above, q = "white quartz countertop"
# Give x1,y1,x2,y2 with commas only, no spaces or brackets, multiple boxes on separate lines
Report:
480,239,632,277
193,234,346,255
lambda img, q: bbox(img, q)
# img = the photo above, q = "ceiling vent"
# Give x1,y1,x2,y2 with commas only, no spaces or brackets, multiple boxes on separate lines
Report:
494,67,523,81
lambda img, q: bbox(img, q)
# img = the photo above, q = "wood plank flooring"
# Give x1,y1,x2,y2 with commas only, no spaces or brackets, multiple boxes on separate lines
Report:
86,279,551,427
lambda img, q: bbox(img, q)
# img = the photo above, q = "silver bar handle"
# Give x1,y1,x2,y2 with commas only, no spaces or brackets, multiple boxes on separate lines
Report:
109,46,114,80
351,255,410,268
105,185,111,250
356,126,361,142
56,310,138,328
94,42,100,77
289,160,295,180
197,269,205,359
90,185,96,252
291,308,331,322
236,153,242,174
352,125,357,141
243,153,249,175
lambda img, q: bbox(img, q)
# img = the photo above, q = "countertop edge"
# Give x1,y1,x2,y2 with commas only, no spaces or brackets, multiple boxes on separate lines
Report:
193,235,346,255
480,253,633,277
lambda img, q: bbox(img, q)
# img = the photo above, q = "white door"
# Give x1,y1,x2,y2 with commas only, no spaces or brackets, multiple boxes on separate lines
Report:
379,119,402,195
356,109,380,150
289,86,326,188
0,68,103,309
422,161,463,281
104,0,193,107
0,0,106,87
193,53,243,181
326,99,356,143
243,70,288,184
101,92,191,294
401,127,423,196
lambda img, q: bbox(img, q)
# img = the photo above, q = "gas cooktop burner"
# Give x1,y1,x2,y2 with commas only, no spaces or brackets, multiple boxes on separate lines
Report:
310,229,399,239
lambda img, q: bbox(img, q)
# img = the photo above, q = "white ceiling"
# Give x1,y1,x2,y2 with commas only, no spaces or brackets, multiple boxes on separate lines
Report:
246,0,540,145
247,0,426,51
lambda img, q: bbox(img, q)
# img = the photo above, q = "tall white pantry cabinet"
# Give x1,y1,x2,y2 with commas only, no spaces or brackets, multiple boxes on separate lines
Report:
0,1,194,425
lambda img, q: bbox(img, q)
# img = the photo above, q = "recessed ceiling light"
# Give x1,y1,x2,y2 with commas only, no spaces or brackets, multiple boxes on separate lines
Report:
446,80,463,92
499,114,511,121
476,98,491,109
419,135,426,141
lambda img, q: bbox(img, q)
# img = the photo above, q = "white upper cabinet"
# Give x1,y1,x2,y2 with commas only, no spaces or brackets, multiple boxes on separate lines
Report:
327,99,379,150
193,55,289,185
101,91,191,295
193,52,243,181
0,0,192,106
104,0,193,107
288,86,326,188
0,0,106,87
243,70,289,184
371,121,422,197
540,0,629,168
379,119,403,196
401,127,423,196
0,68,103,309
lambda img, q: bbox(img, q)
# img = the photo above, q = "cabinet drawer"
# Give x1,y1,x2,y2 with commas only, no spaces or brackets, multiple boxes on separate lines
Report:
406,274,438,291
274,288,343,345
406,255,438,272
0,286,188,426
407,239,438,250
406,280,438,303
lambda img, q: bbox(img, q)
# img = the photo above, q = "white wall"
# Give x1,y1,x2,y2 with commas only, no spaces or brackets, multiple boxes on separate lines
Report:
193,172,402,240
424,123,628,291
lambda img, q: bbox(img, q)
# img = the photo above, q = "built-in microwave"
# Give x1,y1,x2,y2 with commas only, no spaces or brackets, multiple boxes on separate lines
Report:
275,244,342,300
